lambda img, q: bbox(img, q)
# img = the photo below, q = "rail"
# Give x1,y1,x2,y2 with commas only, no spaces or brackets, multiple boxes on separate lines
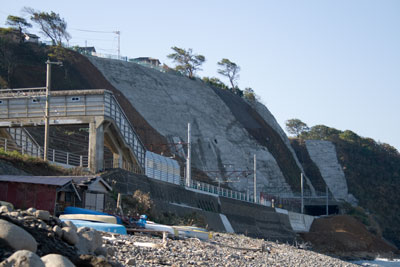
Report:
0,136,88,168
104,92,146,168
188,179,262,205
0,87,46,99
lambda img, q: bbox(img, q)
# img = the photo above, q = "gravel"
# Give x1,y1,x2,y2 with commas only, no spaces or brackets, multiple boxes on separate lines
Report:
102,231,358,267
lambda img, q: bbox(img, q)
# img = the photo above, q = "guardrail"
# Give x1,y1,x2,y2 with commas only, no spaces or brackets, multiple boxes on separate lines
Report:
0,136,88,168
187,179,261,205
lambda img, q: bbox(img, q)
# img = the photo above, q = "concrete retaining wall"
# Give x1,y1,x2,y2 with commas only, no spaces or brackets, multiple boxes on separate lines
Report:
305,140,357,204
276,208,315,233
102,169,296,242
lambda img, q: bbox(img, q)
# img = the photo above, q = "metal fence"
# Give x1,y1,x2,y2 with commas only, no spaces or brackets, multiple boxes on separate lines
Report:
187,179,261,205
0,136,88,168
90,52,128,62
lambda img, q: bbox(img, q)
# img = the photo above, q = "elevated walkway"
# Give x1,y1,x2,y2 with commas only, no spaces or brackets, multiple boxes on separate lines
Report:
0,88,146,173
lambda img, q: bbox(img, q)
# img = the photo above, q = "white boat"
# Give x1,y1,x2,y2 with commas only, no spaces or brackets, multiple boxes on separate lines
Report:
144,222,212,240
59,214,118,224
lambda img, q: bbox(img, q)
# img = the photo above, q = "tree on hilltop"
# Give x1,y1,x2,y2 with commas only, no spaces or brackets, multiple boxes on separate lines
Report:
5,15,32,43
243,87,258,102
167,47,205,78
217,58,240,89
285,119,309,137
24,7,70,46
202,76,228,90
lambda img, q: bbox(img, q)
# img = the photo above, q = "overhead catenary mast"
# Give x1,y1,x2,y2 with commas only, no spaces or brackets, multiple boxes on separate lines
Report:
72,28,120,57
114,31,120,59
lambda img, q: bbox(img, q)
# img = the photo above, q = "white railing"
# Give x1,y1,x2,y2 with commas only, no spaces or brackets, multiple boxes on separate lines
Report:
90,52,128,62
187,179,261,206
0,87,46,98
104,92,146,169
0,137,88,168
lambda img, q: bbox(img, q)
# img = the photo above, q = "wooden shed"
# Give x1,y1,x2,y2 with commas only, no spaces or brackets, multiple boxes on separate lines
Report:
0,175,80,214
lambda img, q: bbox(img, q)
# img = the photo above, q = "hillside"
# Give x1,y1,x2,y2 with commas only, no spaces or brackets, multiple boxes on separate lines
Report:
1,38,399,250
87,56,315,194
290,126,400,248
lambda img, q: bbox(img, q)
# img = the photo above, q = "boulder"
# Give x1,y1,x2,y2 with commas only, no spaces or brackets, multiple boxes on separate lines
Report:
63,221,77,232
125,258,136,266
0,219,37,252
75,228,102,254
35,210,50,221
62,227,79,246
41,254,75,267
106,246,115,257
0,205,12,213
0,250,44,267
94,246,108,257
9,211,20,217
27,207,37,215
77,255,111,267
77,227,90,234
53,226,63,238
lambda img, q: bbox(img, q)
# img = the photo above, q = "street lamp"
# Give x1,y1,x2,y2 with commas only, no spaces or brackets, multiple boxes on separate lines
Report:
43,60,62,161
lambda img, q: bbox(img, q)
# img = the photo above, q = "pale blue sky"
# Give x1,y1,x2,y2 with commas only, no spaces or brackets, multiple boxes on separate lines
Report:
1,1,399,150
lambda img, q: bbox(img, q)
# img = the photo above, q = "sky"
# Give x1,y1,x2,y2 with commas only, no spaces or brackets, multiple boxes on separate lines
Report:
1,0,399,151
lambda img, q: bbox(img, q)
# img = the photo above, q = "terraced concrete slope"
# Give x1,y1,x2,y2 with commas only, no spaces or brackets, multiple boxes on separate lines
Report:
305,140,357,204
88,57,305,194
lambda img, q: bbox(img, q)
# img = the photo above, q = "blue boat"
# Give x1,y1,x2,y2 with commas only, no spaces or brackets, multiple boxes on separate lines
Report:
60,219,127,235
63,207,122,224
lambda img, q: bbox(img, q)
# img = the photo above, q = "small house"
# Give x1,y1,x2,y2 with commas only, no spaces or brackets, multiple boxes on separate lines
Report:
72,176,112,212
130,57,161,66
24,33,40,43
0,175,80,214
0,175,112,214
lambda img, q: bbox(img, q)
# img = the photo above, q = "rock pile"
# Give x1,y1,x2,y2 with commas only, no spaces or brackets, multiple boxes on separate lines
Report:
103,231,358,266
0,205,360,266
0,206,115,267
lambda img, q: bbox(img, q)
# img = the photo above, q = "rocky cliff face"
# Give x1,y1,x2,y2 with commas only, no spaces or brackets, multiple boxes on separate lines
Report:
87,57,303,195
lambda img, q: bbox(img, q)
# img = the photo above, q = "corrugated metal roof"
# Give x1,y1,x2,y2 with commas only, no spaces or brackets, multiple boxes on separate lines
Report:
0,175,73,186
72,176,112,191
71,176,98,185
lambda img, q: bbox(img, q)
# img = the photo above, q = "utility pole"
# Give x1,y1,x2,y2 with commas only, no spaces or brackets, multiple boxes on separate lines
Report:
326,185,329,215
301,173,304,214
114,31,120,59
44,60,62,161
254,154,257,203
186,123,191,187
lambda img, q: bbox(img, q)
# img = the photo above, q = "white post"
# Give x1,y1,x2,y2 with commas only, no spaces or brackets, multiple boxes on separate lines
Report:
186,123,191,187
254,154,257,203
44,60,51,161
301,173,304,214
115,31,120,60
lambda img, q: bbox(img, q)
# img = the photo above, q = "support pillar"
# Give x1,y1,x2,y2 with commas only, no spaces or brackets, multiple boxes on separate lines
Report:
113,148,123,168
89,120,104,173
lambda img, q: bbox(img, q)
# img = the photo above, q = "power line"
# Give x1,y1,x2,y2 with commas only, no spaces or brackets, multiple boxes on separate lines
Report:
70,28,121,59
71,28,116,34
